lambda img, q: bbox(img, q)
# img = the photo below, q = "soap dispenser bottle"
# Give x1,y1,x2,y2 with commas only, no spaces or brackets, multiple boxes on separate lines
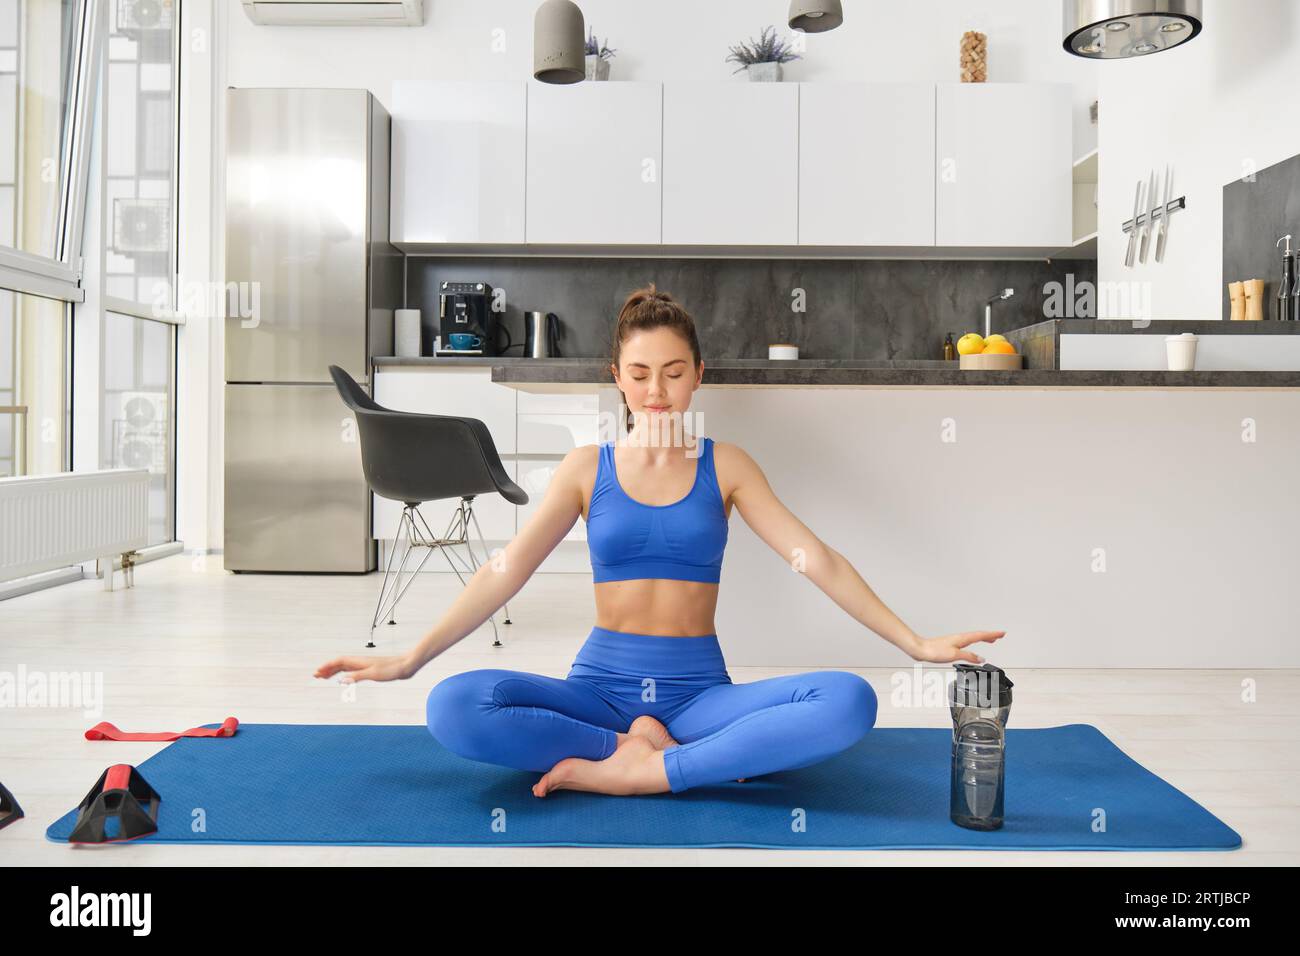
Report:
1276,235,1295,322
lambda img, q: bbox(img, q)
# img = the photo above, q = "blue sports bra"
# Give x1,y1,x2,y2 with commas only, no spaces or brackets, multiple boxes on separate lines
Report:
586,436,729,584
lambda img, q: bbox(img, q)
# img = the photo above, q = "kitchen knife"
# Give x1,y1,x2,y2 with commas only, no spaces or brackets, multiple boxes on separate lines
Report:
1124,179,1143,267
1138,169,1157,263
1155,164,1172,262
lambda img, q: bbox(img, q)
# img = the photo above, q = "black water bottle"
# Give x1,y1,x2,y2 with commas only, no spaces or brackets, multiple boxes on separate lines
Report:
949,662,1014,831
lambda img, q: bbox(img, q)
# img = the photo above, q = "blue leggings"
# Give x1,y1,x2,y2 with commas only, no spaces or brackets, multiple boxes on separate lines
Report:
425,626,878,793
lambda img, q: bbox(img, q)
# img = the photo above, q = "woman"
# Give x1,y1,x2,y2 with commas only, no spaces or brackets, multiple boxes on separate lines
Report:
315,284,1005,797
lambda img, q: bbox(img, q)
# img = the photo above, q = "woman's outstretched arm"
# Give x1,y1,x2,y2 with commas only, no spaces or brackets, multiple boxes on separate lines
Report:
722,442,1004,663
315,445,589,683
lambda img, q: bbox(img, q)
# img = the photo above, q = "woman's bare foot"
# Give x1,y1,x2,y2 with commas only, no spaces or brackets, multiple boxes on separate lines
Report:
625,715,677,749
533,735,670,797
623,715,746,783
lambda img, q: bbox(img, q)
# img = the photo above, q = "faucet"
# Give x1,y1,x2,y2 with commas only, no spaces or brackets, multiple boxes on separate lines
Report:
984,288,1015,338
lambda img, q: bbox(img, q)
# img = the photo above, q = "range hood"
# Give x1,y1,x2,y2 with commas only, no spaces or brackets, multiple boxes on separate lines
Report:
240,0,425,26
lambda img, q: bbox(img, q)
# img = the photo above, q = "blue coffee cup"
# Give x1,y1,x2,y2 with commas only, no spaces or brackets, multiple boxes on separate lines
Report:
448,333,483,349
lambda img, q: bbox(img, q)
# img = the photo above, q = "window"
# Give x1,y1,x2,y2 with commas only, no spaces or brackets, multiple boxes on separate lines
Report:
96,0,178,544
0,288,68,476
0,0,100,481
101,310,173,544
103,0,175,314
0,0,80,261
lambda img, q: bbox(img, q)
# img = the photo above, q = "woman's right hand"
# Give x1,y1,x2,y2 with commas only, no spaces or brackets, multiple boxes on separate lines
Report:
314,654,415,684
908,630,1006,664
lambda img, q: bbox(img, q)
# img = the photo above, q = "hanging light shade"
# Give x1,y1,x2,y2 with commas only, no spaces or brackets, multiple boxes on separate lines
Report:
1063,0,1202,59
534,0,586,84
788,0,844,33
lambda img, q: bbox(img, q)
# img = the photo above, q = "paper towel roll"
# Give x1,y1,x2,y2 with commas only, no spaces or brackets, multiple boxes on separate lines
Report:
395,309,422,357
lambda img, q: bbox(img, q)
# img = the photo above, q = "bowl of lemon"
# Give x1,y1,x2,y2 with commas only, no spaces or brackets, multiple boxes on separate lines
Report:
956,332,1023,370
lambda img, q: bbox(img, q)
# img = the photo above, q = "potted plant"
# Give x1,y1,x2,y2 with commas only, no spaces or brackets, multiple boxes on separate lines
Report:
585,28,616,81
725,25,801,81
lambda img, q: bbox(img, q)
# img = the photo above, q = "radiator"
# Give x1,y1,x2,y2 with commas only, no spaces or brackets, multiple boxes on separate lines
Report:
0,469,150,584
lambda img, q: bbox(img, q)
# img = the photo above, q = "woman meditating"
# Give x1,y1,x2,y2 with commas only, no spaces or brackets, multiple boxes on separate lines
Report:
316,284,1004,797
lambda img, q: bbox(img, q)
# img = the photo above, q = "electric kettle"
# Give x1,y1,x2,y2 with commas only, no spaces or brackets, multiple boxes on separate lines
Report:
524,311,562,358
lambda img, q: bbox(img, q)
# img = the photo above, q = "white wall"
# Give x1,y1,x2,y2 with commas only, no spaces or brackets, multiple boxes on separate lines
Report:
187,0,1097,551
1097,0,1300,319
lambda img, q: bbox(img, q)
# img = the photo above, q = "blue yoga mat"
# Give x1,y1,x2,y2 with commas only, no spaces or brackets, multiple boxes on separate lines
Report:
45,723,1241,850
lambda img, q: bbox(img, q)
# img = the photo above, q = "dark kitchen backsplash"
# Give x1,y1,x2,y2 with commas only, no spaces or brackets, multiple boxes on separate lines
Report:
1223,151,1300,320
405,257,1097,361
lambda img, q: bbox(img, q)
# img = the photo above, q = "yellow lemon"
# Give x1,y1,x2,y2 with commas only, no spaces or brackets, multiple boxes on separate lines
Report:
956,333,985,355
984,334,1009,345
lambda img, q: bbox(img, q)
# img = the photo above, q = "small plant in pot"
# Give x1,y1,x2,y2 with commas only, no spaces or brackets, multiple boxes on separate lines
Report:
725,25,801,82
585,28,616,81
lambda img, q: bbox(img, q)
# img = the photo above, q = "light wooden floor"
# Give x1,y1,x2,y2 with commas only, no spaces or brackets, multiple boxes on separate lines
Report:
1,554,1293,866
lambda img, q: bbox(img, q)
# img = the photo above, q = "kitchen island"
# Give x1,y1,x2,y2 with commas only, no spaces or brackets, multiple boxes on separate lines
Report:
371,332,1299,670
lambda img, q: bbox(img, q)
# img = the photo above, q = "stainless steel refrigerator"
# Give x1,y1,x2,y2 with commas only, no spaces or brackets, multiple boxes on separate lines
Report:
224,88,399,572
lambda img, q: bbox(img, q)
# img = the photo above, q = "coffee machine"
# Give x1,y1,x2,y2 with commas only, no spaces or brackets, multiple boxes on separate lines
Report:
428,281,509,357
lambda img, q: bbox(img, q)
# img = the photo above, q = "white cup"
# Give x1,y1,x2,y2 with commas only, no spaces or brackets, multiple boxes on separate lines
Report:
1165,332,1198,371
768,343,799,360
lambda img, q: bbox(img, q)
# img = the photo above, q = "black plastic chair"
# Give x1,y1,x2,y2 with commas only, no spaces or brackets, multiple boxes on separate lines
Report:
330,365,528,648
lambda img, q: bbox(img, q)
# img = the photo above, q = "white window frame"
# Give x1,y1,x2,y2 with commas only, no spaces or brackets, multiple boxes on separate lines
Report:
0,0,103,303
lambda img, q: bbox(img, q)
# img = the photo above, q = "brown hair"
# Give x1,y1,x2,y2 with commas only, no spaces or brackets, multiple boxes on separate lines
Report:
611,283,702,432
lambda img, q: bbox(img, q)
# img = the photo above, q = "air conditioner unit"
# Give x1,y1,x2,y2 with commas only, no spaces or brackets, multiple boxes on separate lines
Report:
113,391,168,473
113,198,170,254
240,0,425,26
118,0,175,31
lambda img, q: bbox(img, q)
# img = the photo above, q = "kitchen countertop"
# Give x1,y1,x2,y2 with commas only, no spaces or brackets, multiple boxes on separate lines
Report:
373,357,1300,389
492,365,1300,390
372,319,1300,389
1009,319,1300,334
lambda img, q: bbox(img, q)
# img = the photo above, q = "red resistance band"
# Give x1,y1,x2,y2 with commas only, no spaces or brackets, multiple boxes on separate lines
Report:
84,717,239,742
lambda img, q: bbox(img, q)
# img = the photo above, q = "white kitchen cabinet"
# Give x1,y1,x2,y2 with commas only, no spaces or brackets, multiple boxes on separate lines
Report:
516,456,589,547
371,367,518,541
390,81,526,245
526,82,662,244
515,392,600,546
516,389,600,416
935,83,1071,247
662,83,799,245
517,413,600,454
799,83,936,246
370,371,601,572
514,390,600,554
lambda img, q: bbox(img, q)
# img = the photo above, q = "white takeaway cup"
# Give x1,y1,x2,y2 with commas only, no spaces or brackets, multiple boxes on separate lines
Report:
769,343,799,360
1165,332,1198,371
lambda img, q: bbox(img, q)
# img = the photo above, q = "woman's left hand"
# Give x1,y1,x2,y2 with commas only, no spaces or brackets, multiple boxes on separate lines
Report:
909,630,1006,664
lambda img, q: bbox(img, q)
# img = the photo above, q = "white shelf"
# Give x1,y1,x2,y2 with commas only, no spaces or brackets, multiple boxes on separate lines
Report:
1073,148,1098,184
1051,230,1097,260
1071,149,1099,253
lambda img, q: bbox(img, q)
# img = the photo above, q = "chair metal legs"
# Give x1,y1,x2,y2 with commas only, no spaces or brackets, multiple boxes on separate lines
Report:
367,496,511,649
